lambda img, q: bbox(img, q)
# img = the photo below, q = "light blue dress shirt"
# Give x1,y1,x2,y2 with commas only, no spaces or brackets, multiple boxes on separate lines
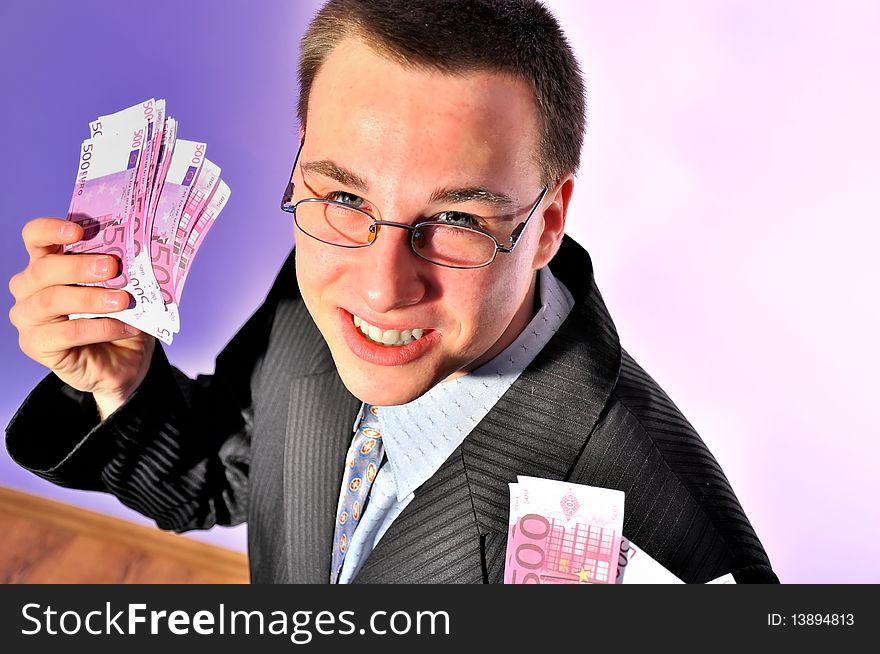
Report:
336,266,574,583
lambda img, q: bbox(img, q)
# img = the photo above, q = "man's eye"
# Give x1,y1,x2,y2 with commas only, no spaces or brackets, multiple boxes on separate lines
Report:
434,211,480,228
326,191,365,209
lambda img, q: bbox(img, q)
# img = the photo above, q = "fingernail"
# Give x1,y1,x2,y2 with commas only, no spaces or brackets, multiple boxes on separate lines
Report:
91,257,113,277
103,292,124,309
60,223,79,241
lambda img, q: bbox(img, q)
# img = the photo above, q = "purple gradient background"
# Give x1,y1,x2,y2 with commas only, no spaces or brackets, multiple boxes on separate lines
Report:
1,1,877,582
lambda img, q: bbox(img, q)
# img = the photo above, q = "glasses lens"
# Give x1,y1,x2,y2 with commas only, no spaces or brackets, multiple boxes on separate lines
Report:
413,224,497,268
295,200,374,247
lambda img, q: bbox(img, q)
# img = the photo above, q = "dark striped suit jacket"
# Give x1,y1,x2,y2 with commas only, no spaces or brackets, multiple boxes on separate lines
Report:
5,235,778,583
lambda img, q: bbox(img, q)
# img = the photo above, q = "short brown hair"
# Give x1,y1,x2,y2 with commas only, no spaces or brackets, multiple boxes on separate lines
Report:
297,0,587,186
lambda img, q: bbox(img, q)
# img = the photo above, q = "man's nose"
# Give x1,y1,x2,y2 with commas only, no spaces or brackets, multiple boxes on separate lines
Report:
358,224,428,314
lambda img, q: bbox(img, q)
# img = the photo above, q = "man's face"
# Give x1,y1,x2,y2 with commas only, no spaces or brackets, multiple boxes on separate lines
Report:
294,38,566,405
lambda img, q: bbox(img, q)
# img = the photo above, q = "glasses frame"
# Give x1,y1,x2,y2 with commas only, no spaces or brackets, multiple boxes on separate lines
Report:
281,136,548,269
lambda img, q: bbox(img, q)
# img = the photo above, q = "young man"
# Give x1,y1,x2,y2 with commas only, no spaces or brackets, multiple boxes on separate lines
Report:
6,0,777,583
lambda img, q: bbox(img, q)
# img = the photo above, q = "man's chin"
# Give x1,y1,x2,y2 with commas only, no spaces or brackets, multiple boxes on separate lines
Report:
334,364,440,407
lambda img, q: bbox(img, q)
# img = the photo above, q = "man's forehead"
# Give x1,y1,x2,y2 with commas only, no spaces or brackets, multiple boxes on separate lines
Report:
311,37,536,117
304,38,543,194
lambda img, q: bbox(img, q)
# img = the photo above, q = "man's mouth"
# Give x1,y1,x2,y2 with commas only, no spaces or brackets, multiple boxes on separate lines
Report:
352,314,426,347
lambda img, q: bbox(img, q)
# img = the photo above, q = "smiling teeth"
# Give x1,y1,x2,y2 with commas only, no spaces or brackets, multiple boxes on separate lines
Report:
353,315,425,347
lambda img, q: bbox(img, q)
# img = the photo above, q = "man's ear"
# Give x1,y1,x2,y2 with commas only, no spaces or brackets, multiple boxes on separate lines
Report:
299,124,305,142
532,174,574,270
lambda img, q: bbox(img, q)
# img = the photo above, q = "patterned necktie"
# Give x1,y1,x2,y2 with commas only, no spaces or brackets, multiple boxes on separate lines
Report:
330,406,385,583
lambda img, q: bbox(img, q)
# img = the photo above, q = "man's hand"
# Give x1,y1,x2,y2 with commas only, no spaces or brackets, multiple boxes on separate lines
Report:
8,217,156,420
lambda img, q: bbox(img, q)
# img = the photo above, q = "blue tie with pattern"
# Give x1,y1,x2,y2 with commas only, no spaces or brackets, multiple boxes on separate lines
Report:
330,406,385,583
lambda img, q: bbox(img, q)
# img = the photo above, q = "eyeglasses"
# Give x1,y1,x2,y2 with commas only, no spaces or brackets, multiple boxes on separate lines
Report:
281,137,547,269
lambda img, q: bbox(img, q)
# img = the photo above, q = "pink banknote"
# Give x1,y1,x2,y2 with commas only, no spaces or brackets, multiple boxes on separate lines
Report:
505,477,625,584
64,136,139,290
616,538,736,584
173,158,221,262
173,179,230,303
90,98,161,258
615,537,683,584
147,116,177,230
151,138,206,309
64,129,168,340
138,99,166,254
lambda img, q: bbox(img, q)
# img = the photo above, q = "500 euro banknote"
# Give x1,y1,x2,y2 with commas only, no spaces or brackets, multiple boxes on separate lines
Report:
616,538,736,584
505,476,625,584
174,179,230,303
64,124,169,338
149,138,207,333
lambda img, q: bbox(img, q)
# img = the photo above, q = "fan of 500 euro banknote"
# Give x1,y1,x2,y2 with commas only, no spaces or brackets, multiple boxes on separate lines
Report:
64,99,230,345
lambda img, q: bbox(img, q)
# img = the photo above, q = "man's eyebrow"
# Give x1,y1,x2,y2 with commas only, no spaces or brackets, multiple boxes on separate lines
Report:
301,160,369,192
429,187,516,209
300,162,516,210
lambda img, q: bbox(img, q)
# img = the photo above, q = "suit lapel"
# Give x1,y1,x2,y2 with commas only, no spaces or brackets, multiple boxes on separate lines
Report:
354,237,622,583
352,446,485,584
283,372,361,583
